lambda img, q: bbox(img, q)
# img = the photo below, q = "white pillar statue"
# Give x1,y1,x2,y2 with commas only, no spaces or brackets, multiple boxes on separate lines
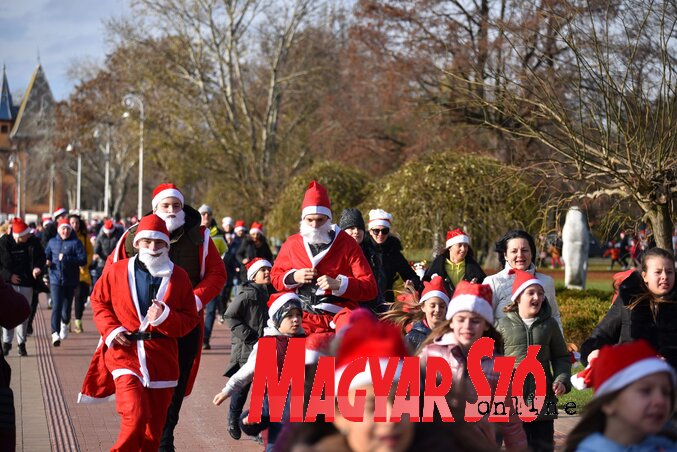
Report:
562,206,590,289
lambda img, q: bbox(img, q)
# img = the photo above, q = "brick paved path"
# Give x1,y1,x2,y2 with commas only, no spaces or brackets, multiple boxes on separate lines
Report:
8,293,578,450
9,294,259,451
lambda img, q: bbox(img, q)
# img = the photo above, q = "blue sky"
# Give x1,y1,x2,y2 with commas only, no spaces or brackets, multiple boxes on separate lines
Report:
0,0,129,101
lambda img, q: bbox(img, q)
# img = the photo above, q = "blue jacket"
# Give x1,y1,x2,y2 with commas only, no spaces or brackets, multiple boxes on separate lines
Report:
576,432,677,451
45,233,87,287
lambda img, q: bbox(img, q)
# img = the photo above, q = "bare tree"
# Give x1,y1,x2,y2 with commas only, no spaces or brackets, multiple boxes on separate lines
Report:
106,0,334,217
444,0,677,248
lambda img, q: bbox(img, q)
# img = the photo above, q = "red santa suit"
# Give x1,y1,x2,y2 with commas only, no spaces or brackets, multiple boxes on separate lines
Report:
79,216,199,452
270,181,377,334
106,203,226,396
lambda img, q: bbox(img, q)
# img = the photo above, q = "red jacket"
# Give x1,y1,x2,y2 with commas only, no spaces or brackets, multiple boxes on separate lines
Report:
78,257,199,402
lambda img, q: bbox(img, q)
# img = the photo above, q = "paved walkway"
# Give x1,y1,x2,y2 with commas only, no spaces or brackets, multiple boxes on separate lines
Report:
7,293,579,451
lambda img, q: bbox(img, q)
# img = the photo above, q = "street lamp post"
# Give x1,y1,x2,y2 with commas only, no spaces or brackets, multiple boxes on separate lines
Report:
122,94,144,219
8,153,20,217
94,127,112,217
66,144,82,211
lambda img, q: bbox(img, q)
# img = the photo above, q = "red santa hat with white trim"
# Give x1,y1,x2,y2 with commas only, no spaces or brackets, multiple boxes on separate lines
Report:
151,183,184,211
445,280,493,323
246,257,272,280
249,222,264,236
42,214,53,227
133,214,171,247
446,228,470,248
53,206,67,219
420,274,450,305
334,314,409,391
510,268,544,302
267,292,303,329
301,180,332,220
11,218,30,239
102,219,115,234
57,218,72,231
368,209,392,229
570,340,676,397
234,220,246,233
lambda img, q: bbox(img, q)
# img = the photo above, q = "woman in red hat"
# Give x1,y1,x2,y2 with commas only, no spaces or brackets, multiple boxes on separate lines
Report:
422,228,486,296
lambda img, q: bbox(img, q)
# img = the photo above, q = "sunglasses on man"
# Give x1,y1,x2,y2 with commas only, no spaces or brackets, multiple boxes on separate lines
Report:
371,228,390,235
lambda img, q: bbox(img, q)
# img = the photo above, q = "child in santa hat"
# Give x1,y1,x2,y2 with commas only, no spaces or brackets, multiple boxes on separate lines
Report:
222,257,274,440
418,280,528,450
381,275,449,352
214,291,304,449
565,340,677,451
496,268,571,451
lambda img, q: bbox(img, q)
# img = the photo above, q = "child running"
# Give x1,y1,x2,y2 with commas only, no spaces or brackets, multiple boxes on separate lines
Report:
496,268,571,451
214,291,304,451
418,280,528,451
381,275,449,351
566,340,677,451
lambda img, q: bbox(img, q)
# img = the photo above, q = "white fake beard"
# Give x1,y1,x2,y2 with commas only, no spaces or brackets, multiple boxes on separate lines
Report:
155,209,186,233
138,247,172,277
299,220,333,245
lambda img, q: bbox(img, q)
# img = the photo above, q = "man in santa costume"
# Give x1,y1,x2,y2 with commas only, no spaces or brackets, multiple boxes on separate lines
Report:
270,180,377,337
108,183,227,451
79,214,200,451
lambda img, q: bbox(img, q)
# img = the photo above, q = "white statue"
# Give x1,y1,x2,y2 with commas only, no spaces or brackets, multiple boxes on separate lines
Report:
562,207,590,289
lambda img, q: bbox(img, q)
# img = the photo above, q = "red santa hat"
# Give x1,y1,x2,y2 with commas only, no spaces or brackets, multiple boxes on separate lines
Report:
420,275,450,305
510,268,544,302
570,340,676,398
42,215,53,227
246,257,272,281
335,314,408,391
133,214,170,247
445,280,493,324
446,228,470,248
301,180,332,220
57,218,72,231
151,183,184,211
368,209,392,229
249,222,264,236
305,332,334,365
102,219,115,234
267,292,302,329
11,218,30,239
53,206,67,219
234,220,246,233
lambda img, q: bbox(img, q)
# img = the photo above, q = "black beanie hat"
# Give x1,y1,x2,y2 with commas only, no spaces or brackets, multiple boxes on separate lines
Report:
338,208,366,231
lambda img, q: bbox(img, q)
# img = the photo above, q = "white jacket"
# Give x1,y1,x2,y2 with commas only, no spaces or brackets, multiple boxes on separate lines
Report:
484,263,563,335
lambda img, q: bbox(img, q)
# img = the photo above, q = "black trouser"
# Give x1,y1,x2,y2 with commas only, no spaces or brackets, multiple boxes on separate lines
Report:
523,419,554,452
73,282,89,320
26,289,40,334
159,323,202,450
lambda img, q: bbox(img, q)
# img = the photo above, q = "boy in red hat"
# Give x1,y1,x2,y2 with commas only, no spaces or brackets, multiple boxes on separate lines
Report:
222,257,274,439
109,183,227,450
79,214,200,451
270,181,377,336
214,291,304,449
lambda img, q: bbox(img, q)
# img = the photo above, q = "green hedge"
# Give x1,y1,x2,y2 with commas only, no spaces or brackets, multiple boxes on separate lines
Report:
557,287,613,347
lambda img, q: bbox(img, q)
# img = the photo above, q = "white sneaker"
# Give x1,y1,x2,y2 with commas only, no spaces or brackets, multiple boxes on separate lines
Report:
52,332,61,347
59,322,69,341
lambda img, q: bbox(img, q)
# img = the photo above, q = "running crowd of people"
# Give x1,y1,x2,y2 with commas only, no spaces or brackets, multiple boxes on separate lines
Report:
0,180,676,452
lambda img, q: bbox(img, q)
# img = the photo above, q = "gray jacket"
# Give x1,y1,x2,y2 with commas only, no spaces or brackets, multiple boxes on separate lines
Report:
223,281,272,376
